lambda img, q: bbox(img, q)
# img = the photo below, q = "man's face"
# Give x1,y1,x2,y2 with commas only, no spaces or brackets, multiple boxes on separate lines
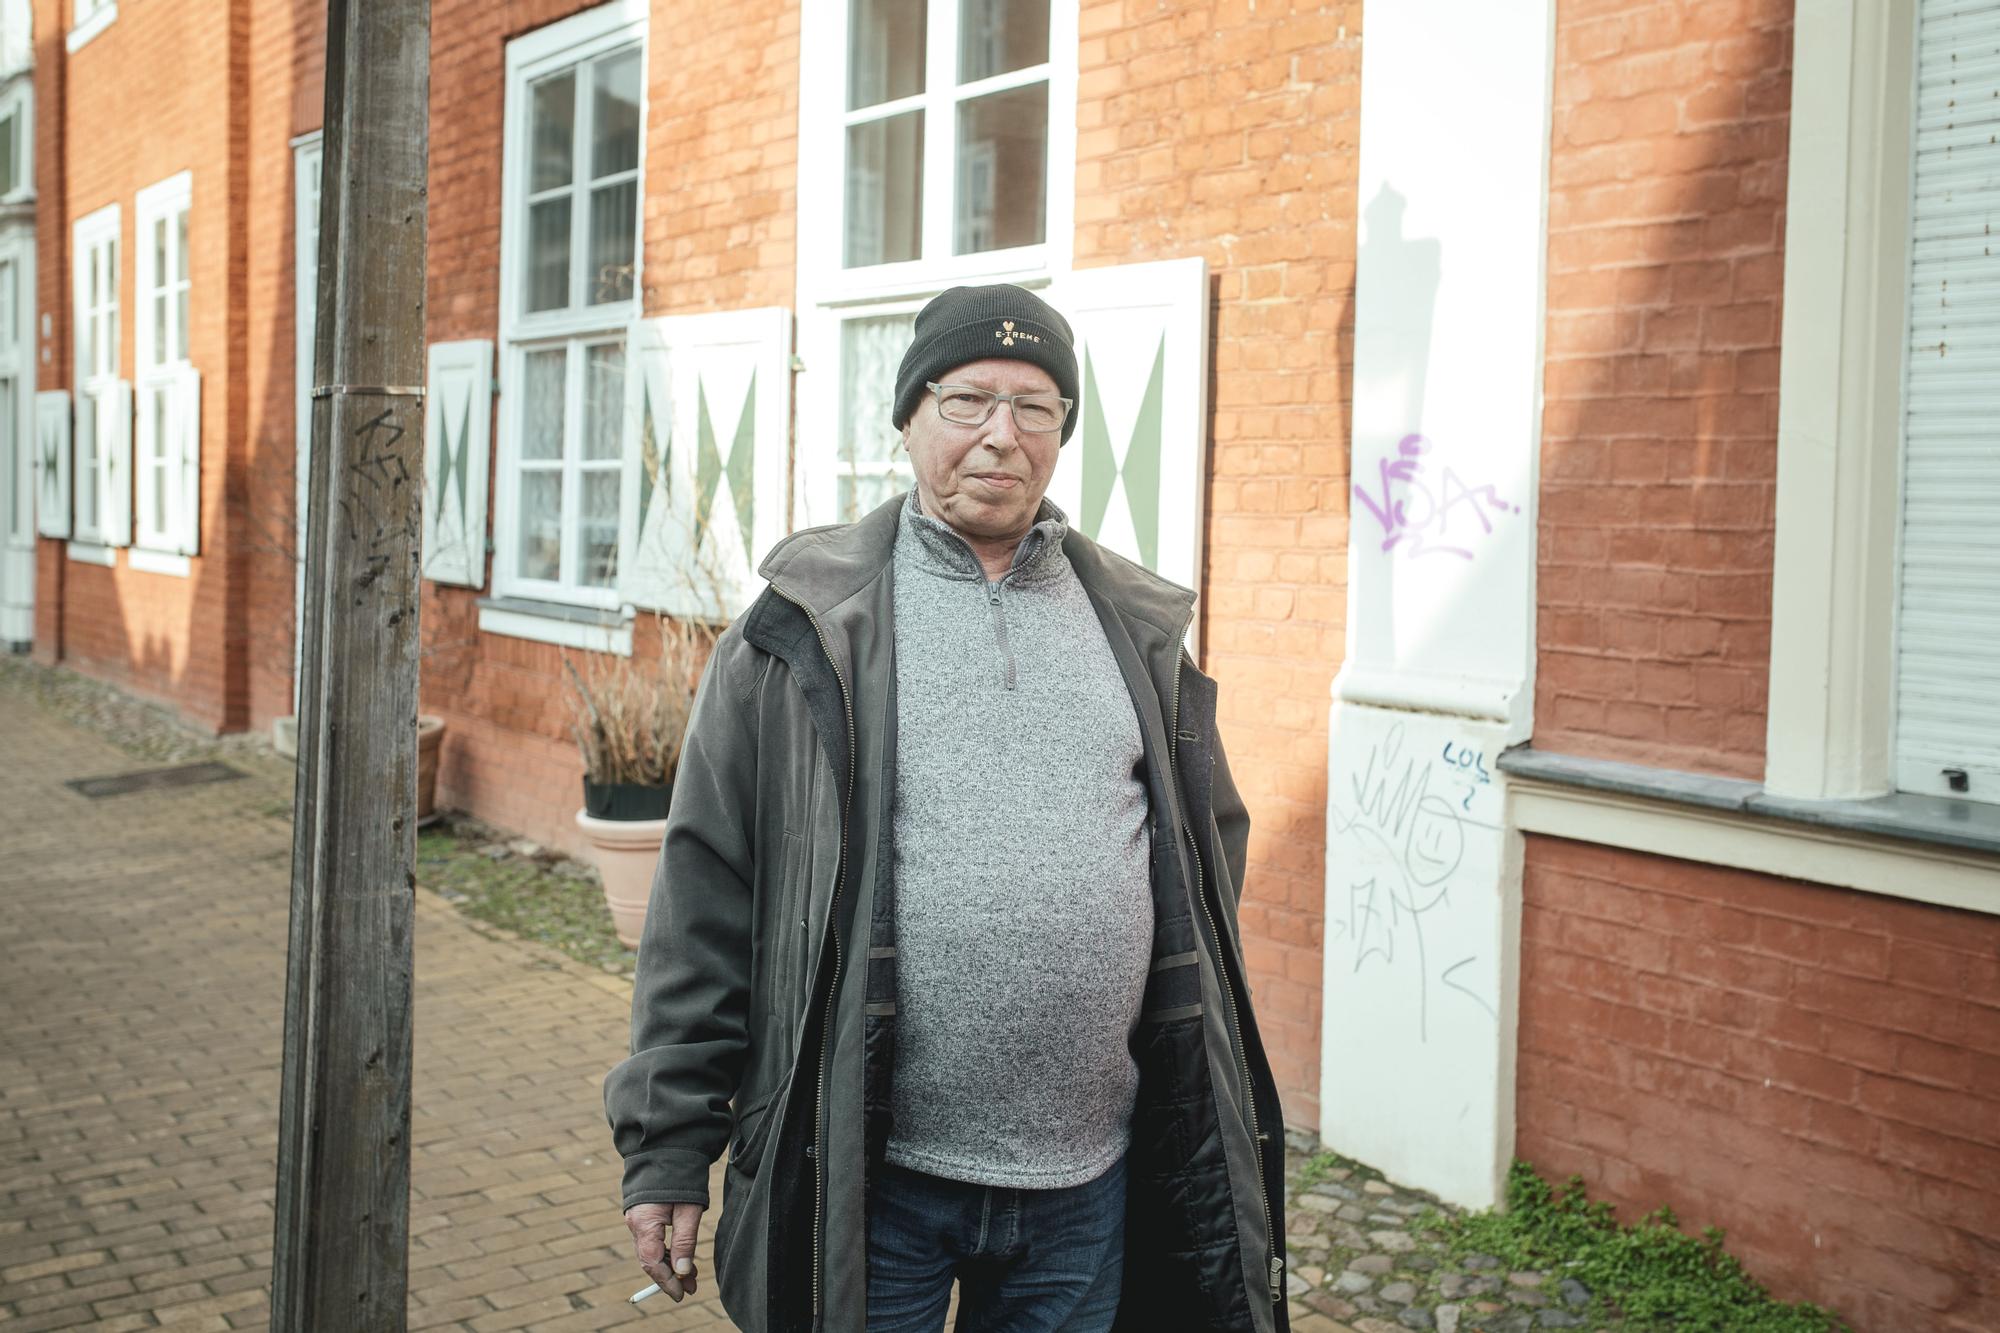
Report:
901,357,1064,543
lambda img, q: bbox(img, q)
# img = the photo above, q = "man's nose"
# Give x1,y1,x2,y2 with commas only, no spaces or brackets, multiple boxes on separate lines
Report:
983,401,1024,451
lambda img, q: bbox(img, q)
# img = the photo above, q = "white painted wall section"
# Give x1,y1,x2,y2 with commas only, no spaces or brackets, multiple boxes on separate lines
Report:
1323,0,1555,1210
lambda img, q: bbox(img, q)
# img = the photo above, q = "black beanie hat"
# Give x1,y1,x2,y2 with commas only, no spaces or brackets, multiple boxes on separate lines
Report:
892,284,1082,444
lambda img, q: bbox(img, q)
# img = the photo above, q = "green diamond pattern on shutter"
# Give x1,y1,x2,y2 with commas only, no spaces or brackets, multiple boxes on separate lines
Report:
615,307,791,622
34,392,69,540
637,364,668,517
39,420,60,510
694,371,756,572
420,340,492,587
438,390,469,531
1049,256,1208,645
1079,337,1166,571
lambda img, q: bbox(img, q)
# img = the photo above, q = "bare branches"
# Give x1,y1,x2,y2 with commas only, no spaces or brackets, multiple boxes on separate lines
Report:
561,612,714,787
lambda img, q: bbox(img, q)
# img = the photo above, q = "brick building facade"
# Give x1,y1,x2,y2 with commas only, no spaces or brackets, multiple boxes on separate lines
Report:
9,0,1996,1327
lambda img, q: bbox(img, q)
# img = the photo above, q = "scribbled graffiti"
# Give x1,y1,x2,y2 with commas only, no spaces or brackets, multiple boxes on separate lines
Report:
1328,722,1499,1038
1353,432,1520,560
1440,739,1491,811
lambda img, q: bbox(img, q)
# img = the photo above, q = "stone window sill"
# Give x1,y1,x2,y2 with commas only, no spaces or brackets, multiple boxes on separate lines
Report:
1498,746,2000,917
475,595,631,656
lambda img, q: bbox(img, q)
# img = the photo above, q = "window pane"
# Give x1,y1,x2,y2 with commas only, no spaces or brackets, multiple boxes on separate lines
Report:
74,406,94,527
153,218,167,298
0,112,14,196
107,241,118,376
591,48,642,179
955,82,1046,254
152,292,166,367
176,211,188,284
847,0,925,110
530,72,575,193
586,180,636,304
579,468,619,588
0,262,14,349
525,197,572,313
840,313,915,468
521,347,567,461
958,0,1049,83
151,388,168,536
845,112,923,267
517,470,562,582
177,288,188,362
582,342,624,460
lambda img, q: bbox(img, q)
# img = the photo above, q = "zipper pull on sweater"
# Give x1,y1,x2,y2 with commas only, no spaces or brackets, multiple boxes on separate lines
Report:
986,582,1016,690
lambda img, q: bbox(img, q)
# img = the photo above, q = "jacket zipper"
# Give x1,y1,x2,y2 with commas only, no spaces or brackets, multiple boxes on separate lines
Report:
773,587,855,1328
1168,614,1281,1306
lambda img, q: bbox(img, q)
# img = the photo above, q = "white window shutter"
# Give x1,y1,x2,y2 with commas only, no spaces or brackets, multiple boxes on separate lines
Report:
34,390,71,540
422,339,492,587
1048,257,1211,650
617,307,792,622
98,379,132,548
173,369,201,555
616,316,676,612
1896,0,2000,803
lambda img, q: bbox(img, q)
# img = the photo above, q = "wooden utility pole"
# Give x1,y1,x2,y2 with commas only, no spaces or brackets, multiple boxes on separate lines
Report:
272,0,430,1327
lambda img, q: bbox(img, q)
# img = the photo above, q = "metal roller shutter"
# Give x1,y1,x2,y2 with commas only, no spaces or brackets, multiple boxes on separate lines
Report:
1896,0,2000,802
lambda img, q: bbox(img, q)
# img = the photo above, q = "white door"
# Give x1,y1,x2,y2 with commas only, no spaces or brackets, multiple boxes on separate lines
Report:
0,233,34,648
292,134,321,708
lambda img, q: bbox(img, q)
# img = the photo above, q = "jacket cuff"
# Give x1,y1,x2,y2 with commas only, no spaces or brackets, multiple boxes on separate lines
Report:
620,1147,714,1211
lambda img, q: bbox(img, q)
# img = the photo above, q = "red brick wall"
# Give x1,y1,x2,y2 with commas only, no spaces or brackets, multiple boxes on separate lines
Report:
1519,836,2000,1330
31,0,68,666
1074,1,1360,1126
420,0,799,854
33,0,250,732
1536,0,1792,780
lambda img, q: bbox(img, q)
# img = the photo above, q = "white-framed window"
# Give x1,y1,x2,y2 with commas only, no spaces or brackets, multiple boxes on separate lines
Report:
0,78,33,203
1770,0,2000,812
795,0,1078,528
70,202,118,544
133,170,195,562
494,0,645,609
66,0,115,53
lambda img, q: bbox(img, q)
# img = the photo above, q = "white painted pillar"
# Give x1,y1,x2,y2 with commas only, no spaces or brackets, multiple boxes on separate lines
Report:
1321,0,1554,1210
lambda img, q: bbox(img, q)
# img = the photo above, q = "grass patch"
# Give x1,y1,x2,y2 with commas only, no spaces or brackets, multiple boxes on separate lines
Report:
1424,1161,1849,1332
415,824,635,977
1294,1147,1379,1191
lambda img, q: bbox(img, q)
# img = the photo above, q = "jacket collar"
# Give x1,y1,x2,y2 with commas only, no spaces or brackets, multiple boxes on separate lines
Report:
759,491,1197,639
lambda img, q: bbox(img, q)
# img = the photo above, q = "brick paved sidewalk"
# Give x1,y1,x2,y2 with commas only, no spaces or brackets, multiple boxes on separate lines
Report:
0,694,727,1331
0,682,1357,1333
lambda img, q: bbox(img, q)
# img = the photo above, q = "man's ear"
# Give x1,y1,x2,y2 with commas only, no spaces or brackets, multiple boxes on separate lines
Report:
899,424,911,451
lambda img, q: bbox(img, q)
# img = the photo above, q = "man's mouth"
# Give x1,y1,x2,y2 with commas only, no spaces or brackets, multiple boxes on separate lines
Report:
970,473,1022,488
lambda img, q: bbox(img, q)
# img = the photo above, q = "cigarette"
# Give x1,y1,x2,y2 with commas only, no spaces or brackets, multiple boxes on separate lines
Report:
629,1282,662,1303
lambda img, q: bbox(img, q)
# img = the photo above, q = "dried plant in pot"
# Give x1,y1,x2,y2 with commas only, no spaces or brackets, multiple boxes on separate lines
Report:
564,613,716,946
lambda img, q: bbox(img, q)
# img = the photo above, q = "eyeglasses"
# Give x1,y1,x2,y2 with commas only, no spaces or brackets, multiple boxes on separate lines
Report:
926,381,1074,435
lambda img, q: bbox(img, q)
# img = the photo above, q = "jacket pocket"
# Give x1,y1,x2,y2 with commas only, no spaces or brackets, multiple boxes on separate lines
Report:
728,1087,780,1179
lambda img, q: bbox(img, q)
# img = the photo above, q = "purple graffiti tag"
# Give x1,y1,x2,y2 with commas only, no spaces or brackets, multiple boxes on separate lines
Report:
1353,433,1521,560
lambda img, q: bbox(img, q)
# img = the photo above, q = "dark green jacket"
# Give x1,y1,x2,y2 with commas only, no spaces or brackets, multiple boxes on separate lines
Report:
604,494,1289,1332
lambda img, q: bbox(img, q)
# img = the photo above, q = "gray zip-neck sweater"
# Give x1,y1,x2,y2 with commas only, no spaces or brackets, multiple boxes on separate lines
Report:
886,491,1155,1189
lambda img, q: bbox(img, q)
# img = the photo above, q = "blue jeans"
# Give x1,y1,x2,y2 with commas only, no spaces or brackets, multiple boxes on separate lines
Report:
864,1152,1127,1332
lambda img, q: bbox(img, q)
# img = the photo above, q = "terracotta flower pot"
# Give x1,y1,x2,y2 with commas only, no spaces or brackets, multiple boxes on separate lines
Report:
416,714,445,827
575,806,667,948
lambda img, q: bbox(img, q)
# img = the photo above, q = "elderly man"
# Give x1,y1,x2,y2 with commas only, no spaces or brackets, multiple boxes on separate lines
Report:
605,284,1288,1333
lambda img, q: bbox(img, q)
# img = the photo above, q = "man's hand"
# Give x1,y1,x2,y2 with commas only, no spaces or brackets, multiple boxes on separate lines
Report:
625,1201,705,1302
